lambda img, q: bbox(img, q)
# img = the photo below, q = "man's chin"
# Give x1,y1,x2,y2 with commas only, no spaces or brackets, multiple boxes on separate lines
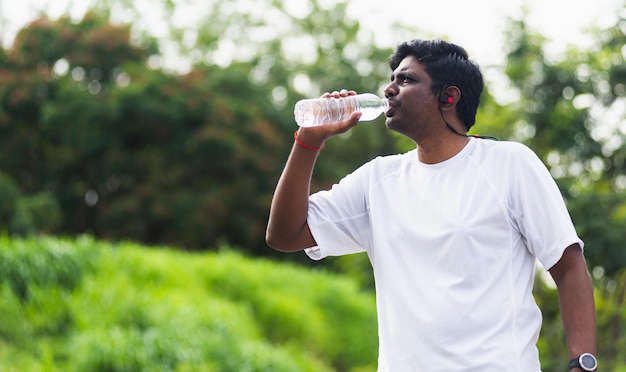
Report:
384,117,398,130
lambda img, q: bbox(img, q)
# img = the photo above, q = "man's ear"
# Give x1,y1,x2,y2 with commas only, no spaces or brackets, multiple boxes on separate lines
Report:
439,86,461,106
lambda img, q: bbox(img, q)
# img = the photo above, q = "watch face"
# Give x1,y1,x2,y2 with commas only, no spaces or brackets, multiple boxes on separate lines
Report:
580,353,597,369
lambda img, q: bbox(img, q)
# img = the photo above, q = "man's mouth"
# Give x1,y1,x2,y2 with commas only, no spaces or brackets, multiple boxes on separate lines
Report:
385,99,398,117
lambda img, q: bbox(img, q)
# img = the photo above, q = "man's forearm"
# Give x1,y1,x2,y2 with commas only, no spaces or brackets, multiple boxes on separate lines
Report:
266,139,320,251
559,271,596,359
550,245,597,363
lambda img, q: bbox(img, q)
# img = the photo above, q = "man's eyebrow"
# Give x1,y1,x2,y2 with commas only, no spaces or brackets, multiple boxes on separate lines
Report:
391,70,416,80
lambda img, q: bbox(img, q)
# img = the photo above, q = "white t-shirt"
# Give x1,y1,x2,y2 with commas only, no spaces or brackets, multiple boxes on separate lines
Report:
305,138,582,371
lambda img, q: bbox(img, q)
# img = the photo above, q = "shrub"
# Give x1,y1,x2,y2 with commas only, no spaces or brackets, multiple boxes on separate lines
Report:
0,236,377,371
0,235,94,301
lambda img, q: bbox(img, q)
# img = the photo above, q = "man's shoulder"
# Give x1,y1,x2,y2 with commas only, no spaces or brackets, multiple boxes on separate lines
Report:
471,139,538,162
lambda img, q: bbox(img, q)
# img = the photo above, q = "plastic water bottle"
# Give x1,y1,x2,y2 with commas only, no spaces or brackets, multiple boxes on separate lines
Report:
294,93,389,127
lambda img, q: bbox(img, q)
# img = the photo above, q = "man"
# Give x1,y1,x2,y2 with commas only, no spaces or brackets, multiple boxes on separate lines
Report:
266,39,596,371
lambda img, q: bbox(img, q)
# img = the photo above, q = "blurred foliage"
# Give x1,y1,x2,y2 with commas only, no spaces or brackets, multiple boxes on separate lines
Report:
0,172,62,235
0,236,624,371
502,10,626,276
0,235,377,371
0,2,408,255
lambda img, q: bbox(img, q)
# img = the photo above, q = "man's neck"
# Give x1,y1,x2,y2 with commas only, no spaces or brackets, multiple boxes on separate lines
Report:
415,133,470,164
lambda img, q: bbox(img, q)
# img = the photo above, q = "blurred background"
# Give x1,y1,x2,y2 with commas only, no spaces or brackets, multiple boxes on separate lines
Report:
0,0,624,371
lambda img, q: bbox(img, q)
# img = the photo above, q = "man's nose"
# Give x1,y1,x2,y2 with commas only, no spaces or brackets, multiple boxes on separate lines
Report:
383,82,397,98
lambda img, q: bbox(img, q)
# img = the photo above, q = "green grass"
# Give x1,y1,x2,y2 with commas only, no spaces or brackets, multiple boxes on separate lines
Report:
0,235,378,372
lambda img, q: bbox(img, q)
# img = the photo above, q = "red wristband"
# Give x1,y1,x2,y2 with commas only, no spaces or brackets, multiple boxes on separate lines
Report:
294,130,325,151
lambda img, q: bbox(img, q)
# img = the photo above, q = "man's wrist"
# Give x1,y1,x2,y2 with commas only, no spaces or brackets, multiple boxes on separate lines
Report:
294,130,325,151
568,353,597,371
294,129,326,151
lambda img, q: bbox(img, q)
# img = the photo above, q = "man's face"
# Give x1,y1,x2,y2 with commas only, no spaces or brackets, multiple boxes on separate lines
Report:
384,56,438,138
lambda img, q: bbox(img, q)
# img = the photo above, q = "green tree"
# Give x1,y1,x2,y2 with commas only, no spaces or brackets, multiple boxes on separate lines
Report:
503,12,626,276
0,12,298,251
0,1,414,253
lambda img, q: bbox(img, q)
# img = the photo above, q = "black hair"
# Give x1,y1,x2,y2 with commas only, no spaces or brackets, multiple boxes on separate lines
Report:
388,39,483,130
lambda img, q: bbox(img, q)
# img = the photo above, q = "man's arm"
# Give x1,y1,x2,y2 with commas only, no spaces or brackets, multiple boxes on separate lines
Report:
266,91,361,252
265,132,322,252
549,244,597,370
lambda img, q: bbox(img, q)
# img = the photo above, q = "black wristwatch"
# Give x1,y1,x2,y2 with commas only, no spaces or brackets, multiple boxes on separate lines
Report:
568,353,597,371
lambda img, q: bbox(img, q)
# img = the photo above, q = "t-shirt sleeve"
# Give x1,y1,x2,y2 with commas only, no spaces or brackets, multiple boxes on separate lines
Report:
508,144,583,269
304,162,373,260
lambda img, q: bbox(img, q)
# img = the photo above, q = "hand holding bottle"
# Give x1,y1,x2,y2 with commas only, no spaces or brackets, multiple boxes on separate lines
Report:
294,90,388,127
294,90,363,150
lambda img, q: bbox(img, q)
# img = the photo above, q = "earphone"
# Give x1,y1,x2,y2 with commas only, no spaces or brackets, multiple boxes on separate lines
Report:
439,92,454,104
437,86,499,141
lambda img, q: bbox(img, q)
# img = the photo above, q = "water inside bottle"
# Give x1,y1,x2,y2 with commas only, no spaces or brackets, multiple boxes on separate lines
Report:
358,100,388,121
